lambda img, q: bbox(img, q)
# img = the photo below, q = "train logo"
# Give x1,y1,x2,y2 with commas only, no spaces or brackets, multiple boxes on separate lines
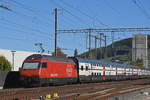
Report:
66,64,72,76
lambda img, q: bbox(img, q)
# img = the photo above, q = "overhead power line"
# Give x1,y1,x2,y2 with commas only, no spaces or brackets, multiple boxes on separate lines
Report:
8,0,51,20
0,0,52,27
63,9,90,27
132,0,150,20
50,0,90,27
0,35,39,42
10,0,40,13
59,0,110,28
102,0,120,15
0,23,50,40
0,18,52,37
0,4,11,11
0,35,51,49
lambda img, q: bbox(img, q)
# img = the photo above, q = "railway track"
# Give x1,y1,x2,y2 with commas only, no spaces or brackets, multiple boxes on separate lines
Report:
1,78,150,100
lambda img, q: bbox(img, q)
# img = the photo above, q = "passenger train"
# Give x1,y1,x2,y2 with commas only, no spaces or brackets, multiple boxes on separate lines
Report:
20,54,150,86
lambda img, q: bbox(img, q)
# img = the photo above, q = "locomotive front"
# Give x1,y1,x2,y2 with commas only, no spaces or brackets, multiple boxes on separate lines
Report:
20,54,44,86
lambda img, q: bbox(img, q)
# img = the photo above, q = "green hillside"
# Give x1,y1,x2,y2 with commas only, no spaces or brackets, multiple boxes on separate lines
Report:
79,37,150,66
80,38,132,61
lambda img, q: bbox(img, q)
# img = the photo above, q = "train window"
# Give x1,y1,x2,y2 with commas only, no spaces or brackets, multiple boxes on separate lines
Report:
23,62,40,69
81,66,84,71
92,72,94,76
86,66,88,71
42,63,47,68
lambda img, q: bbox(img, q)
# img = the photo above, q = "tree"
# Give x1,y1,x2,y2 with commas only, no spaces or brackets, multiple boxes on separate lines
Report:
0,56,11,71
74,48,78,57
52,47,67,57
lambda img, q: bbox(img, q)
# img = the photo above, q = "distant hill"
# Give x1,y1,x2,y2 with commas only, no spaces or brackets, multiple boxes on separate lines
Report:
79,36,150,64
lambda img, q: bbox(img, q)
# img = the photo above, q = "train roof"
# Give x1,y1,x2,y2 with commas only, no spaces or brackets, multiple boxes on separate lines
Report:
25,54,74,63
75,57,144,69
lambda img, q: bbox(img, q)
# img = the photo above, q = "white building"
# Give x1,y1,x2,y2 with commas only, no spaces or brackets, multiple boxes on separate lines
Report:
0,49,50,71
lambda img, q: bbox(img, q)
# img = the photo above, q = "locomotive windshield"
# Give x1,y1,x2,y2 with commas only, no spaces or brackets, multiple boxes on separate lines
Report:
22,62,40,69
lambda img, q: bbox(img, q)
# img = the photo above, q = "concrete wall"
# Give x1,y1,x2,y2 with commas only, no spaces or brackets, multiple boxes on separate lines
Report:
0,71,20,89
132,34,148,67
0,71,8,89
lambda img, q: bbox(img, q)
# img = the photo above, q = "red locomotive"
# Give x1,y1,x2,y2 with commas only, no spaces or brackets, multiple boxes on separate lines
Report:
20,54,78,86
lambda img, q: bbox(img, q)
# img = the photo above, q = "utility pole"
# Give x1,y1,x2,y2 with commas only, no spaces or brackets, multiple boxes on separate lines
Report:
111,31,115,56
99,33,104,59
88,29,91,59
54,8,58,56
86,33,88,49
95,36,97,59
104,35,107,59
111,31,114,48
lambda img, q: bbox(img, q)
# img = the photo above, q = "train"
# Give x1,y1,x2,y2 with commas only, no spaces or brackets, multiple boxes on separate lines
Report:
20,54,150,86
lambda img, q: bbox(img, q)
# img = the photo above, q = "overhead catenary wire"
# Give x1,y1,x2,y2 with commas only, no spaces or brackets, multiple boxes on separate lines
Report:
0,18,52,37
0,10,54,51
50,0,92,53
0,19,63,42
3,0,91,34
102,0,120,15
59,0,110,28
11,10,51,27
0,36,51,51
132,0,150,20
0,0,50,18
9,0,48,13
7,0,51,21
0,35,40,43
0,22,51,40
0,0,52,27
0,0,69,53
50,0,90,28
0,1,54,40
63,9,90,28
50,0,107,54
0,6,54,46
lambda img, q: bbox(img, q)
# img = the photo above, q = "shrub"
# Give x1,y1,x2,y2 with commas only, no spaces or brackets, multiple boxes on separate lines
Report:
0,56,11,71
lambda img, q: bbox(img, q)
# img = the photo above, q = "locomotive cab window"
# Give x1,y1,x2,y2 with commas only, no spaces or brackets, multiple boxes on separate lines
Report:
41,62,47,68
22,62,40,69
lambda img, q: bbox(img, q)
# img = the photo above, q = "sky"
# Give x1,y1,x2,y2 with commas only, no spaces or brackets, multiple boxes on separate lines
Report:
0,0,150,56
